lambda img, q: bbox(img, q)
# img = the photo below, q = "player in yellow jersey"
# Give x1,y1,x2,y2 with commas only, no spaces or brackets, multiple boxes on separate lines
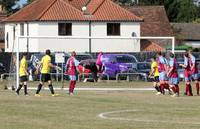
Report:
149,57,161,95
16,53,29,96
35,49,61,97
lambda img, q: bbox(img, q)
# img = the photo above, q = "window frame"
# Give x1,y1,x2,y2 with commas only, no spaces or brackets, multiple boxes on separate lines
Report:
107,23,121,36
58,23,72,36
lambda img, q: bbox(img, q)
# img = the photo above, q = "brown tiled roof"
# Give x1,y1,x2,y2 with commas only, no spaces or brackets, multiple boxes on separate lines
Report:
127,6,173,36
171,23,200,40
141,39,166,52
4,0,142,22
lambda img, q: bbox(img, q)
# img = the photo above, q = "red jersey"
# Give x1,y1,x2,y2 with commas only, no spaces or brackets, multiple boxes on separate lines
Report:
184,57,191,77
66,57,76,75
189,55,198,74
168,58,178,78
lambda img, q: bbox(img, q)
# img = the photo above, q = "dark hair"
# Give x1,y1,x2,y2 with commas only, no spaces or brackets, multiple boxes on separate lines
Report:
22,52,27,57
184,52,189,58
157,51,162,56
71,51,76,57
169,52,174,58
46,49,51,55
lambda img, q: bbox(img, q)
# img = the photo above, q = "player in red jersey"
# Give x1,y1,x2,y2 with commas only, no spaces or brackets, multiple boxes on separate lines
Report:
157,52,171,95
65,51,79,96
188,50,199,96
167,52,179,97
179,52,193,96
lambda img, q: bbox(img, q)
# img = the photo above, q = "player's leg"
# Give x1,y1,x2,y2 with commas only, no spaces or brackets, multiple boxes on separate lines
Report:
159,72,165,95
48,80,56,95
35,74,45,96
192,74,199,95
16,76,24,95
23,81,28,95
69,75,76,95
185,76,193,96
171,78,179,97
154,76,161,95
16,82,23,95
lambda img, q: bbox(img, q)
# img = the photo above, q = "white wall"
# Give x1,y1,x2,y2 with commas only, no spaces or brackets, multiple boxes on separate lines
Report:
5,21,141,52
91,22,140,52
37,22,90,52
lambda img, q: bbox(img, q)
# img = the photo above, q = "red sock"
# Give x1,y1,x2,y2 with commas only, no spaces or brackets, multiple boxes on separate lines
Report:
196,83,199,95
175,85,179,95
171,86,176,94
71,81,76,93
69,81,73,93
187,84,193,96
185,84,189,95
160,84,165,94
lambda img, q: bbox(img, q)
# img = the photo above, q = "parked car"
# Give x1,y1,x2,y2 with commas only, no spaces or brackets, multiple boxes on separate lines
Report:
101,54,138,78
134,62,151,81
76,53,93,61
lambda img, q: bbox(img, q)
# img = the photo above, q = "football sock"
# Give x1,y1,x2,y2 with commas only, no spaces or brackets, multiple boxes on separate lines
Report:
160,84,165,94
69,81,73,93
185,84,189,95
175,85,179,95
188,84,193,96
171,86,176,94
155,86,160,92
48,84,55,94
24,85,28,95
36,83,43,94
16,84,23,93
196,83,199,95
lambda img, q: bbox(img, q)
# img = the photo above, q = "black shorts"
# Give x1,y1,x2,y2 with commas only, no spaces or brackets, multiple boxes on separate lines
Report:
20,76,28,82
154,76,159,82
41,74,51,82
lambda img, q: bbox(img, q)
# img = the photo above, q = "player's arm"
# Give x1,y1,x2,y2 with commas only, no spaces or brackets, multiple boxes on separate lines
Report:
149,67,156,77
49,63,62,71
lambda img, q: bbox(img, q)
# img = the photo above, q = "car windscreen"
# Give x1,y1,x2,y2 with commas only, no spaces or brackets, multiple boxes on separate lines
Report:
116,55,136,63
76,55,92,61
137,63,151,70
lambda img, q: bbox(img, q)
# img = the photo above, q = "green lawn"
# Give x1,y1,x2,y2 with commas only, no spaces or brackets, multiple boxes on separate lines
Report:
0,81,200,129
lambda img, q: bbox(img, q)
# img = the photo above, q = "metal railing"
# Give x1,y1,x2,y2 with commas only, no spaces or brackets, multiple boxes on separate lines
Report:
78,73,110,82
116,72,148,82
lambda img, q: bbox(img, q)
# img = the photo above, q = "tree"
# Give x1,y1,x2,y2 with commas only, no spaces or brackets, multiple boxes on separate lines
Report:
176,0,198,22
0,0,20,15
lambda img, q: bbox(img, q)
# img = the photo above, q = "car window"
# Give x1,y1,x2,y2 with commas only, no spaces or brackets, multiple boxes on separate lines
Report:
116,55,136,63
137,63,151,69
76,55,92,61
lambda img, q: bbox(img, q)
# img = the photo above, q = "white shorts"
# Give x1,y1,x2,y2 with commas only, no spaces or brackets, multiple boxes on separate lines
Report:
69,75,76,81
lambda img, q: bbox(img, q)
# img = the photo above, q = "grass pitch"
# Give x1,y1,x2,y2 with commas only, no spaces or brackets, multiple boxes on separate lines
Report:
0,81,200,129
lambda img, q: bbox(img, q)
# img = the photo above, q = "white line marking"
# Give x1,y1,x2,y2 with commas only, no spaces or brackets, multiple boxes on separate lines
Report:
98,110,200,125
8,87,154,91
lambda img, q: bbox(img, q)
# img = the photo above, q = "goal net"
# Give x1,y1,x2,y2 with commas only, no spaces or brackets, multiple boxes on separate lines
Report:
5,36,175,89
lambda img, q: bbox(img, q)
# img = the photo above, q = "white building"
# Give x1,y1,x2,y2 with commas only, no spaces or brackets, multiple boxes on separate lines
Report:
4,0,143,53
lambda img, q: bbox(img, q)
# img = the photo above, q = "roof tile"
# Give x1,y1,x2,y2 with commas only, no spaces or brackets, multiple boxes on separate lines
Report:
4,0,142,22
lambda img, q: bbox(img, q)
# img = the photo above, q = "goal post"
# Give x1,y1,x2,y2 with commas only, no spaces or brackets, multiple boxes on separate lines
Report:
14,36,175,88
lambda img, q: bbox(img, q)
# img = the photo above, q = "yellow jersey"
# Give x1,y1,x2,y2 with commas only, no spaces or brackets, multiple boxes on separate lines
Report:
41,55,51,74
151,61,159,77
19,57,28,77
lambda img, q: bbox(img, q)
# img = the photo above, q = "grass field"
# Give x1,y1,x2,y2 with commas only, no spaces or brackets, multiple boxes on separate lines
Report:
0,81,200,129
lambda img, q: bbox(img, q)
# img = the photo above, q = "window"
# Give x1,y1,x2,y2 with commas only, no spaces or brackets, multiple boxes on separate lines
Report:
20,23,24,36
107,23,120,36
58,23,72,36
